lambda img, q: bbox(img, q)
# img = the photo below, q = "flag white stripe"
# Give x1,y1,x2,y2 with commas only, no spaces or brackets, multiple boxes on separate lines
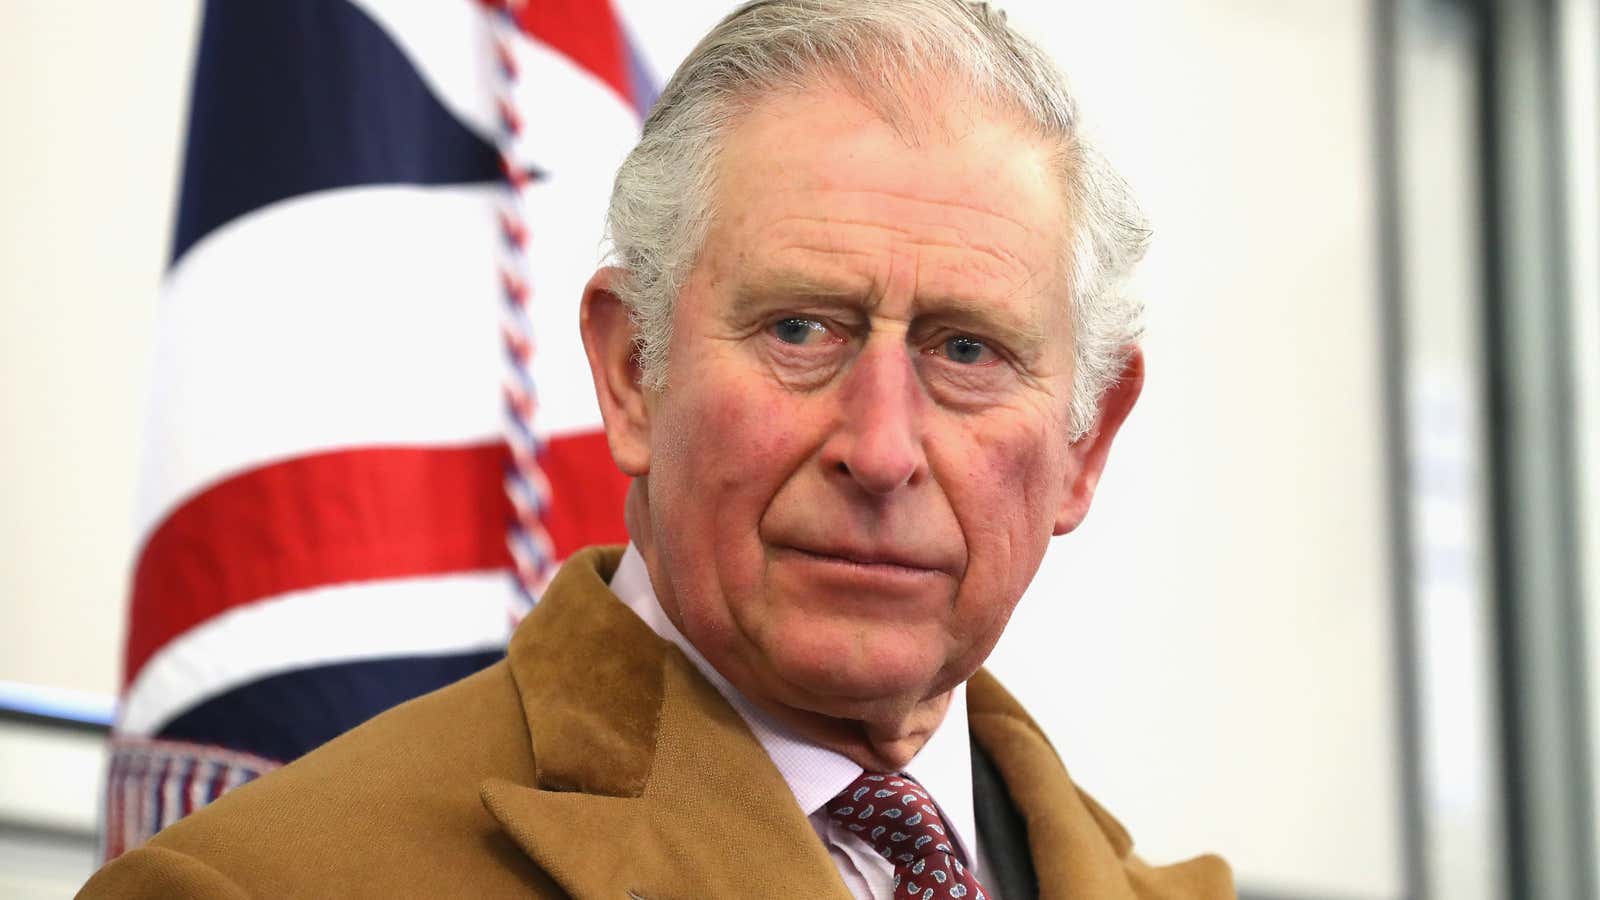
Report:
501,26,642,182
349,0,641,175
118,572,517,737
137,182,608,544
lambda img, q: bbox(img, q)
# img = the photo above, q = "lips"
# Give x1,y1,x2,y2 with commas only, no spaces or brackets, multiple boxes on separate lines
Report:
777,542,953,576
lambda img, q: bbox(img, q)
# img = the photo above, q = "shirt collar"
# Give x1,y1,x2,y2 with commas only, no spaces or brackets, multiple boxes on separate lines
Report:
608,543,981,866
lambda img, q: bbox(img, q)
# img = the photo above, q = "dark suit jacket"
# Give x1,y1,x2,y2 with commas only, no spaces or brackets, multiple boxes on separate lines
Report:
79,546,1234,898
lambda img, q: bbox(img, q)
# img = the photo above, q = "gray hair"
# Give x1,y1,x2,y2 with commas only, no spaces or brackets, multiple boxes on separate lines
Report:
605,0,1150,438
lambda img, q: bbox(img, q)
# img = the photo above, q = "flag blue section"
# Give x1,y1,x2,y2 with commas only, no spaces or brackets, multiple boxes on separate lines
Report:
171,0,502,265
152,650,505,762
622,29,661,118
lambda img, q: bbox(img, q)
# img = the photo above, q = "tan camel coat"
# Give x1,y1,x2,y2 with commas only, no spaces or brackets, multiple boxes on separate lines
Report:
79,546,1233,898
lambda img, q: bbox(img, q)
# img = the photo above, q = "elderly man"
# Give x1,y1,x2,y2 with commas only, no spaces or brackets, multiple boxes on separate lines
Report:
81,1,1231,897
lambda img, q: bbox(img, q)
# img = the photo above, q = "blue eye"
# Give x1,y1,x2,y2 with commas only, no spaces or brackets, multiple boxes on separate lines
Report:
772,318,826,345
942,336,990,364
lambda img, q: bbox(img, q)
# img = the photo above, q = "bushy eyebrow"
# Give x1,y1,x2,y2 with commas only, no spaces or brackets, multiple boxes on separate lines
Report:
730,267,1055,359
916,294,1052,359
729,269,865,312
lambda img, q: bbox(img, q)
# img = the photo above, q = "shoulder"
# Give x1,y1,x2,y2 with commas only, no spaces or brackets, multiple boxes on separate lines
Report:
80,662,559,899
78,846,248,900
1122,845,1236,900
1073,785,1235,900
967,668,1236,899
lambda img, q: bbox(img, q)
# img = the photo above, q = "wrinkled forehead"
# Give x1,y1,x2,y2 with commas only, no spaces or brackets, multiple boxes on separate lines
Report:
710,81,1070,276
695,83,1074,351
705,64,1073,240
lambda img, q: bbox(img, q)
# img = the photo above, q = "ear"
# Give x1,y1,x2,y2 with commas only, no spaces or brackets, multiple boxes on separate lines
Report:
579,267,652,477
1054,347,1144,535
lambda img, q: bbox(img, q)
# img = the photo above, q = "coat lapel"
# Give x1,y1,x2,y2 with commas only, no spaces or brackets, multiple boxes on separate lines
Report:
968,670,1235,899
480,547,852,899
968,669,1143,900
481,548,1230,898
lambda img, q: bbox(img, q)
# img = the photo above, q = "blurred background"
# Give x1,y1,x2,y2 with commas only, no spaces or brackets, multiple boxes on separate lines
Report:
1,0,1597,898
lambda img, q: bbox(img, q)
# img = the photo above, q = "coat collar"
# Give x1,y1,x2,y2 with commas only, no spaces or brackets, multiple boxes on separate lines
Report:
480,546,1231,899
479,546,852,898
968,672,1233,897
968,669,1140,899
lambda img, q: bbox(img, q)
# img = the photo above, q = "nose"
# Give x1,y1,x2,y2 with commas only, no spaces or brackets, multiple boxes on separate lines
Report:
823,341,929,494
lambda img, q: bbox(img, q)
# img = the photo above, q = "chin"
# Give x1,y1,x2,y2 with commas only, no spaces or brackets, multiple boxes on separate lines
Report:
749,622,948,714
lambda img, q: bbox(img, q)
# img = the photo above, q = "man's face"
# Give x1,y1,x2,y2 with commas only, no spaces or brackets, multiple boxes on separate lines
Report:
603,84,1130,729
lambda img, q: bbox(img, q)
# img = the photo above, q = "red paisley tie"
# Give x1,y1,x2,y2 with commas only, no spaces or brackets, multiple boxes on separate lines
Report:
825,772,992,900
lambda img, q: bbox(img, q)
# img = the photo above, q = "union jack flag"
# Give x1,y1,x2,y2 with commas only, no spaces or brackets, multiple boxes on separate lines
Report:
106,0,655,858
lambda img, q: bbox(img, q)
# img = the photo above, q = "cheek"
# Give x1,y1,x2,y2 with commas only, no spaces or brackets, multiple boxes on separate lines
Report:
653,395,739,493
658,358,801,474
964,422,1066,527
946,421,1067,615
650,372,819,600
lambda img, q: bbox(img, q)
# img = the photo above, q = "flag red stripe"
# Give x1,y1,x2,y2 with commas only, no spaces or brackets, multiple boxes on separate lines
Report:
510,0,634,110
124,433,629,688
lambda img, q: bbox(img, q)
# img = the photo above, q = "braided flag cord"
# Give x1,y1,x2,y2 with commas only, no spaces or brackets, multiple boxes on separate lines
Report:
484,0,559,616
104,0,652,858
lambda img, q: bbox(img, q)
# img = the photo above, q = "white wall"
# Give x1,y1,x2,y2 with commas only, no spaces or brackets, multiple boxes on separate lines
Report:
1000,4,1405,896
0,5,200,896
0,2,199,697
0,2,1408,897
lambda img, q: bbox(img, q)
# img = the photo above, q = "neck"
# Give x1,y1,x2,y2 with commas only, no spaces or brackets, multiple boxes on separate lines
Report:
746,688,953,771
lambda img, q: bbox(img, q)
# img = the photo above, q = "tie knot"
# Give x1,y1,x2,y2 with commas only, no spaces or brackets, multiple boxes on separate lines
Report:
825,772,959,866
